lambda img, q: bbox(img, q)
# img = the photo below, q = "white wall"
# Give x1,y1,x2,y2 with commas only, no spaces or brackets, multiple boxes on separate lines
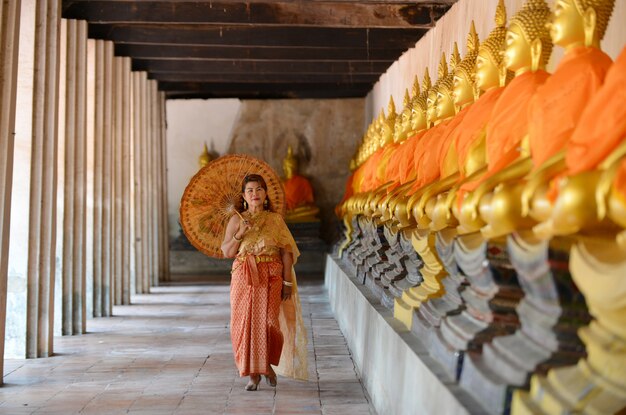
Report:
166,99,241,240
366,0,626,123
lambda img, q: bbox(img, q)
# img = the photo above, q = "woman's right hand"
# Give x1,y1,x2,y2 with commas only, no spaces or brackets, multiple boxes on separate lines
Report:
236,216,252,238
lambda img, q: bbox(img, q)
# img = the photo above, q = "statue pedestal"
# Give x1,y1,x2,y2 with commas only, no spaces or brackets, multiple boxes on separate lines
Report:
287,220,328,275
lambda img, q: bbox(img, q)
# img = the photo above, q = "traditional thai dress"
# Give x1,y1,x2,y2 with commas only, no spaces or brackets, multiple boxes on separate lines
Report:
230,210,308,380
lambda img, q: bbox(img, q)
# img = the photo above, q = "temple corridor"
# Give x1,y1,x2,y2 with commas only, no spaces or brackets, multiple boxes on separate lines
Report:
1,276,375,415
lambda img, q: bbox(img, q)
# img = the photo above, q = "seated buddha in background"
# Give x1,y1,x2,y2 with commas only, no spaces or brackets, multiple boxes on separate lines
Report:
430,0,513,231
456,0,553,236
282,145,320,222
518,0,617,238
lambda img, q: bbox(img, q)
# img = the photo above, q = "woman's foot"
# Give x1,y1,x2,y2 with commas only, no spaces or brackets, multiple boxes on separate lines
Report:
245,374,261,391
265,367,277,387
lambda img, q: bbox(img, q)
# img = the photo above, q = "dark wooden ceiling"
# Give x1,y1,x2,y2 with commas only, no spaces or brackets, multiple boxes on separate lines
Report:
62,1,457,99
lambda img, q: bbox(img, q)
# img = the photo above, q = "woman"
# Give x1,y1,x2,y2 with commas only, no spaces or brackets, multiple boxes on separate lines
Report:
221,174,308,391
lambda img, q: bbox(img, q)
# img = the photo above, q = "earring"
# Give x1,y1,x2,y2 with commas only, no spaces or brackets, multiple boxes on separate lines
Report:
243,201,248,210
263,199,268,209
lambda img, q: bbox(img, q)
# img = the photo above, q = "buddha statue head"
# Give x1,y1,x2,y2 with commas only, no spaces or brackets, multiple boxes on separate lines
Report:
476,0,512,90
435,46,460,121
198,143,212,168
410,69,431,135
550,0,614,50
283,145,298,180
504,0,553,75
394,87,413,143
427,53,448,127
380,96,397,147
454,23,480,110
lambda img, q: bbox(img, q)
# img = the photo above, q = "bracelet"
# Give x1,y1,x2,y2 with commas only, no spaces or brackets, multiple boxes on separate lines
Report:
232,233,242,242
282,280,293,287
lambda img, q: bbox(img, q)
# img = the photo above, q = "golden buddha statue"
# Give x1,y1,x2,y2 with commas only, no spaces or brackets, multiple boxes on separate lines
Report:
282,145,320,222
519,0,616,238
456,0,553,237
387,69,432,228
394,88,413,145
377,77,422,223
198,143,213,168
408,47,465,228
432,1,512,232
412,25,482,230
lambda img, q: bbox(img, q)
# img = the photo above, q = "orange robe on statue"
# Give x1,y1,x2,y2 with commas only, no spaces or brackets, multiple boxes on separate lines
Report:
566,46,626,176
284,174,315,211
413,120,451,190
460,70,550,195
529,46,613,168
436,106,472,179
451,86,506,179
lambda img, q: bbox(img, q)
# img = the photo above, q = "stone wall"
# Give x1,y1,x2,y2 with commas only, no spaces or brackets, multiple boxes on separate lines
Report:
228,99,364,242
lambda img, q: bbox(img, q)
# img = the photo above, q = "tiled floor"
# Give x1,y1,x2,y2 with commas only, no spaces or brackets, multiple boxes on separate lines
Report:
1,276,376,415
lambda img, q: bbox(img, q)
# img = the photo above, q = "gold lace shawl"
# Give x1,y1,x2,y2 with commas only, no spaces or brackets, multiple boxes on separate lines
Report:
237,211,309,381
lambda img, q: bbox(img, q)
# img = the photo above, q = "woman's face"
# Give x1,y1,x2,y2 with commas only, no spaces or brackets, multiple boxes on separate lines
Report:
243,181,267,209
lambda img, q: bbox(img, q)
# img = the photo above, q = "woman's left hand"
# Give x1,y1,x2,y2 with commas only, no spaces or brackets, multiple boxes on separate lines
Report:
281,285,292,301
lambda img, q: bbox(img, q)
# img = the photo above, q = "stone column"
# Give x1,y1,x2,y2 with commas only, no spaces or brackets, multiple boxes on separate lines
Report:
113,57,123,305
7,0,62,358
132,72,149,294
92,40,104,317
60,18,88,335
121,57,131,305
147,80,158,287
93,40,114,317
84,39,95,318
0,0,21,379
158,92,170,282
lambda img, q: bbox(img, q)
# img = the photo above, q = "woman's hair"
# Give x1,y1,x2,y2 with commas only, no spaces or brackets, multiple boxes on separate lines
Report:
239,174,272,211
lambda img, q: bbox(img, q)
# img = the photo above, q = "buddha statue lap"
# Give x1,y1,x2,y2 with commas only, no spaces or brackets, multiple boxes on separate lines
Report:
456,0,553,238
282,145,320,223
521,0,616,239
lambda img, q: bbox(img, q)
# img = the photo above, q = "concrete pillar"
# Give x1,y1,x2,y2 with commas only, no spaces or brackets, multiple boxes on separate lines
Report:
59,19,87,335
7,0,62,358
149,81,160,287
92,40,104,317
158,92,170,282
113,57,123,305
141,74,151,293
101,41,113,316
0,0,21,378
121,57,131,305
85,38,95,319
93,40,113,317
133,72,150,294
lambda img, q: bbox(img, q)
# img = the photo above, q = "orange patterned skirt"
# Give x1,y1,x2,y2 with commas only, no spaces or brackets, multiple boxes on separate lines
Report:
230,256,284,376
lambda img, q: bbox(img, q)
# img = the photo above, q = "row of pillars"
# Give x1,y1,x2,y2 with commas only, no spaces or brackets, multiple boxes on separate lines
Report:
0,0,169,382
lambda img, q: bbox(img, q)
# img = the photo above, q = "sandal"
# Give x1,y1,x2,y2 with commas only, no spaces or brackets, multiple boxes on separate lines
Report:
245,375,261,391
265,367,277,387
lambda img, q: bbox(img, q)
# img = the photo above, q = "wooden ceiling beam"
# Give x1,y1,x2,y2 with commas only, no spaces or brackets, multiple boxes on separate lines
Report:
132,59,391,74
148,72,380,84
88,24,425,49
63,1,451,28
114,43,403,61
159,82,372,99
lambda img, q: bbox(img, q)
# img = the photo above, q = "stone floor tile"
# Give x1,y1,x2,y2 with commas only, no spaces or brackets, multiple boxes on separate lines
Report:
3,276,376,415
